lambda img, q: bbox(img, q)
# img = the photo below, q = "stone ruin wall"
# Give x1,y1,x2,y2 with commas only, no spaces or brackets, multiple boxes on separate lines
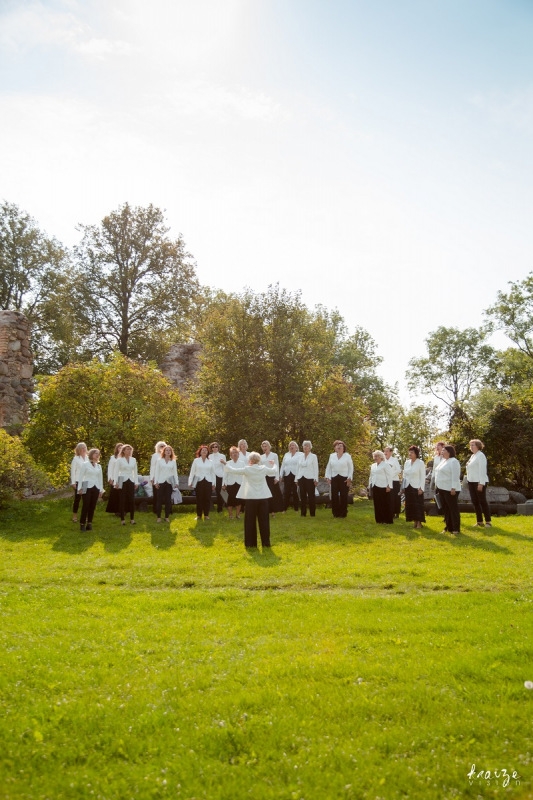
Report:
160,342,201,390
0,310,34,428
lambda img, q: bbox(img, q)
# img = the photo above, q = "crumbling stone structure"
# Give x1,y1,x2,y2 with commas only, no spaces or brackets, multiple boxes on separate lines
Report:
0,310,34,428
160,343,201,391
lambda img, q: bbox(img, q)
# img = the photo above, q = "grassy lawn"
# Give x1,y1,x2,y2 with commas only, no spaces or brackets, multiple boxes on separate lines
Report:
1,498,532,799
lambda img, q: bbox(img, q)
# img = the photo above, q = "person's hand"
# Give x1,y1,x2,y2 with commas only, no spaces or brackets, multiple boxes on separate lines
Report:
418,488,423,495
314,481,318,486
345,479,352,486
326,478,331,484
222,485,226,491
386,487,390,493
478,483,483,492
274,478,279,484
154,483,159,489
451,488,456,496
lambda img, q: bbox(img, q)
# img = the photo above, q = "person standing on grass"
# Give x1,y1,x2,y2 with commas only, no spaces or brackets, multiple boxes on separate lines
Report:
70,442,88,523
154,445,179,523
105,442,123,516
295,440,319,517
280,441,303,512
369,450,394,524
384,446,402,518
325,440,353,518
114,444,138,525
434,444,462,535
149,441,167,518
402,445,426,529
188,445,216,521
260,440,283,515
209,441,227,513
78,448,104,532
429,441,446,514
466,439,492,529
237,439,249,464
222,446,243,520
225,452,277,548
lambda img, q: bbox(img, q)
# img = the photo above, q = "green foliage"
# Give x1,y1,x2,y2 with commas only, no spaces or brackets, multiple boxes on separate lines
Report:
486,271,533,357
195,285,372,478
373,400,440,462
480,394,533,495
406,326,495,424
23,354,207,480
0,429,49,506
74,202,200,362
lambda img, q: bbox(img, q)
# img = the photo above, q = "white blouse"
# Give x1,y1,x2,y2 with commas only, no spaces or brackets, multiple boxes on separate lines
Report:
385,455,402,481
466,450,489,485
154,459,179,486
223,461,243,486
260,451,280,479
434,457,462,492
78,460,104,492
225,463,277,500
114,456,138,485
188,457,215,487
296,452,319,482
209,452,227,478
150,451,162,482
402,458,426,490
107,455,118,483
325,452,353,480
369,460,393,488
280,451,303,477
70,454,87,485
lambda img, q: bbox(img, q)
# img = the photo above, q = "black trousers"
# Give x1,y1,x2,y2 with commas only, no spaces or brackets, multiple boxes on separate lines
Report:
330,474,349,518
283,473,299,511
373,486,393,523
299,477,316,516
390,480,401,516
440,489,461,532
468,482,491,524
156,481,173,519
195,478,212,518
72,485,82,514
80,486,100,525
266,475,283,513
243,498,270,547
215,476,225,512
119,479,135,521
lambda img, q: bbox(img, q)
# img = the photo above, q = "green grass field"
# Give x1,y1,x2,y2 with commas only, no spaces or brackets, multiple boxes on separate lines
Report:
1,498,532,800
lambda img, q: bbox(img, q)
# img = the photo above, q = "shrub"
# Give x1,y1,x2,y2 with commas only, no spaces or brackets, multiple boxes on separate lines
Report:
0,429,50,506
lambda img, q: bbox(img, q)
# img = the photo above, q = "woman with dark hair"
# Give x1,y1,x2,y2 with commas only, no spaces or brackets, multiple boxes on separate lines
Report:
295,440,319,517
260,440,283,514
402,445,426,529
154,445,179,523
434,444,462,535
466,439,492,528
188,445,216,521
325,440,353,518
208,441,227,513
369,450,394,524
78,448,104,532
114,444,138,525
384,446,402,518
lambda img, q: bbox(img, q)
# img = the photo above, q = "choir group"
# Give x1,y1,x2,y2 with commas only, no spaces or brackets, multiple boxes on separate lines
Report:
69,437,491,544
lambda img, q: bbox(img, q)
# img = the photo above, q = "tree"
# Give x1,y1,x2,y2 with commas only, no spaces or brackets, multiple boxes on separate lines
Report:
372,400,440,463
195,285,373,481
74,203,200,363
481,395,533,495
24,354,207,483
486,273,533,358
406,326,495,425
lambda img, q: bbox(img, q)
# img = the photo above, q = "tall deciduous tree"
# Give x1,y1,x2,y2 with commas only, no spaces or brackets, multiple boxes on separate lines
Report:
406,326,495,425
75,203,200,363
486,273,533,358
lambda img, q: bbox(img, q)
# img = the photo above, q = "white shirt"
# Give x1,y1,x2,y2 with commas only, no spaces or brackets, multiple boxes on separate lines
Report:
369,460,393,488
466,450,489,485
325,452,353,480
225,463,278,500
434,457,462,492
78,460,104,492
188,457,215,487
385,455,401,481
402,458,426,490
296,452,319,482
154,458,179,486
260,451,280,479
280,451,303,478
430,453,443,490
114,456,138,485
209,452,227,478
150,452,162,482
107,455,118,483
223,460,243,486
70,454,87,485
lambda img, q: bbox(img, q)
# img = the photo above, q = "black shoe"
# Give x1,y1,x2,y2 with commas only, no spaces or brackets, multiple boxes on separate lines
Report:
80,524,86,531
86,523,92,531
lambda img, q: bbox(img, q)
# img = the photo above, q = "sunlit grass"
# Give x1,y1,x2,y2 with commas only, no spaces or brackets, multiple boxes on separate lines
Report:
1,498,532,799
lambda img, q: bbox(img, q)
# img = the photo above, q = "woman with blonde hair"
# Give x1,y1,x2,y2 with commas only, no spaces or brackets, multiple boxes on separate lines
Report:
154,445,179,523
280,441,303,512
369,450,394,524
295,440,319,517
222,446,243,519
225,452,277,547
466,439,492,528
260,440,283,514
325,440,353,518
114,444,138,525
149,440,167,517
70,442,88,523
105,442,123,516
209,441,227,513
78,448,104,532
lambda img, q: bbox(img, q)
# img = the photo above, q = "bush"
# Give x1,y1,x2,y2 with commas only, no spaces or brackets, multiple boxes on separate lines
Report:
0,429,50,506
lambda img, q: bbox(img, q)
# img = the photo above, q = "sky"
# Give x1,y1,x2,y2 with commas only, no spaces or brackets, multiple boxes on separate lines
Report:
1,0,532,404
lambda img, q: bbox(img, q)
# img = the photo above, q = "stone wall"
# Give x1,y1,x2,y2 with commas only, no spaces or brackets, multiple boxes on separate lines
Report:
0,310,34,428
160,343,201,391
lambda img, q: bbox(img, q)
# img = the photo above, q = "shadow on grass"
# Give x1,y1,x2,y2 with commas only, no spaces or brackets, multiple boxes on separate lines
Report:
150,527,177,550
246,547,282,567
52,530,97,554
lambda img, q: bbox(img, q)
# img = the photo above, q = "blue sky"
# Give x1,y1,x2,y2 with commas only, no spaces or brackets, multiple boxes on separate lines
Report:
1,0,532,403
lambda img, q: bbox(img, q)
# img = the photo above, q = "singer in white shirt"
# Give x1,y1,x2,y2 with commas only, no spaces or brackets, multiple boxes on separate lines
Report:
434,445,462,534
154,445,179,523
325,440,353,518
402,446,426,529
113,444,138,525
225,452,277,547
384,446,402,518
209,441,227,513
295,440,319,517
261,440,283,514
280,441,303,512
466,439,492,527
149,440,167,518
188,445,216,521
77,448,104,532
70,442,88,522
222,446,243,519
369,451,394,524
